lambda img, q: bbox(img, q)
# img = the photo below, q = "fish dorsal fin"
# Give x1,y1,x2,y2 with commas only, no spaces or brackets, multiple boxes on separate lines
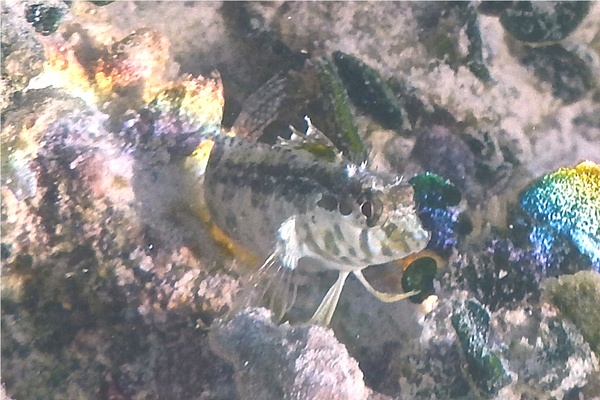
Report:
277,116,343,162
232,73,289,141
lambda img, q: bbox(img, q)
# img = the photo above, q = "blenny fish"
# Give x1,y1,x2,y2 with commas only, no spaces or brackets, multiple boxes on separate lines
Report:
182,79,430,325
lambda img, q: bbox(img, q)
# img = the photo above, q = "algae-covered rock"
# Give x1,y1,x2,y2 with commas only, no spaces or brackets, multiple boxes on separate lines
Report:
305,57,367,165
332,51,410,133
25,0,69,36
451,299,512,395
409,172,462,257
1,0,46,108
508,311,599,398
543,270,600,354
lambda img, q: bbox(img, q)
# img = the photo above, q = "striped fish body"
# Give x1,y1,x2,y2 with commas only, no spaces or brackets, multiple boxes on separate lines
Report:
201,134,429,273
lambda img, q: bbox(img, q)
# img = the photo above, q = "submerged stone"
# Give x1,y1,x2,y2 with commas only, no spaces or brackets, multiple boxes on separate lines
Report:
519,161,600,270
25,2,68,36
451,299,512,395
409,172,462,256
521,44,595,104
307,57,367,165
499,2,591,43
401,256,438,304
543,270,600,354
142,74,225,153
332,51,409,132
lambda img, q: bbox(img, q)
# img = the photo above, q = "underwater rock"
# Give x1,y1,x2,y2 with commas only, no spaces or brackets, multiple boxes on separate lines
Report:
508,310,599,398
209,308,368,400
414,3,491,83
401,257,438,304
332,51,410,133
543,270,600,354
411,125,478,201
519,161,600,271
457,237,542,312
1,88,107,200
137,74,225,154
87,1,114,6
499,2,591,43
303,57,367,165
94,28,170,101
521,44,596,104
451,299,512,396
409,172,462,257
0,82,239,399
25,0,69,36
462,3,492,83
1,0,46,108
477,2,511,17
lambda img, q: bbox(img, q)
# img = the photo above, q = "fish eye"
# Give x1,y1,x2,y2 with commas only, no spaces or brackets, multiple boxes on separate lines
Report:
357,191,382,227
361,201,374,219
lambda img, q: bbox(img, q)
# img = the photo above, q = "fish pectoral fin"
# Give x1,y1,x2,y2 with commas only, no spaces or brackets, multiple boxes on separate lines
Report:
249,252,298,323
353,270,419,303
275,217,302,271
309,271,350,326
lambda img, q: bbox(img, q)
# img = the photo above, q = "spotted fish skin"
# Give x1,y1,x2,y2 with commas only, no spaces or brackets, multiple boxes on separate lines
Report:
201,133,429,273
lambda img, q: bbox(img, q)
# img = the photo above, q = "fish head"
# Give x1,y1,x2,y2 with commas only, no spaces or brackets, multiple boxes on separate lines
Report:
307,169,430,269
353,175,430,262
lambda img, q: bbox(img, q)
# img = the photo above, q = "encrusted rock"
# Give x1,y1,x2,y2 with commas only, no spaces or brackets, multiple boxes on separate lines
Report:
209,308,368,400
